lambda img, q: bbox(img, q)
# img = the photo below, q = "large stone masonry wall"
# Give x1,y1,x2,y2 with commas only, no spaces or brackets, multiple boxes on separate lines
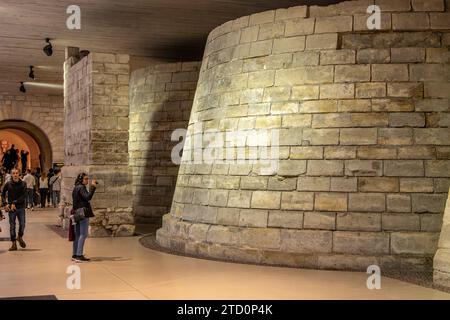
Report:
157,0,450,272
62,52,134,237
129,62,200,225
0,94,64,166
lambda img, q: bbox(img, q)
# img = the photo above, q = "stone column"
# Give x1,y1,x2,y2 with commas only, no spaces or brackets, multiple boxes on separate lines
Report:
434,190,450,287
62,51,134,237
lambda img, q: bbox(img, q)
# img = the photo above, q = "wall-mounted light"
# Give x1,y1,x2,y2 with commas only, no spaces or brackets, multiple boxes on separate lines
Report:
29,66,35,80
19,82,26,93
43,38,53,56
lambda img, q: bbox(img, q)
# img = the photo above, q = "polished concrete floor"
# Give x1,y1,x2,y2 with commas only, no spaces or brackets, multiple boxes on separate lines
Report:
0,209,449,300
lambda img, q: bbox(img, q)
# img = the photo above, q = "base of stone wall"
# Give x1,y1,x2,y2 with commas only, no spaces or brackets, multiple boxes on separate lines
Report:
156,228,432,273
433,270,450,288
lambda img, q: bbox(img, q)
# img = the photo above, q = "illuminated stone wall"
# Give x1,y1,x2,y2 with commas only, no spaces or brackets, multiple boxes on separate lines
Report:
129,62,200,225
157,0,450,272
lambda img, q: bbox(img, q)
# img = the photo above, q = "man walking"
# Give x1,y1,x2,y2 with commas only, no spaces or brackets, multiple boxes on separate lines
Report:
22,169,36,210
49,170,61,208
1,168,27,251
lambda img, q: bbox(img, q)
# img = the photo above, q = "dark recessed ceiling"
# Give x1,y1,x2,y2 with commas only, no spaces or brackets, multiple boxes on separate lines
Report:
0,0,343,95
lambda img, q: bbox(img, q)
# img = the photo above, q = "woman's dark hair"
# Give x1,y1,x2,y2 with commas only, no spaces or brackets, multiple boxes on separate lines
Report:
75,172,87,186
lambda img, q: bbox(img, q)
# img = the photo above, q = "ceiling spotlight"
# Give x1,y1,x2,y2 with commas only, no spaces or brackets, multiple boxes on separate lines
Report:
29,66,35,80
19,82,26,93
43,38,53,56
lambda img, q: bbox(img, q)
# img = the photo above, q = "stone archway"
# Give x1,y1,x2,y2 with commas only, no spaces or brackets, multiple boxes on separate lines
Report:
0,120,53,171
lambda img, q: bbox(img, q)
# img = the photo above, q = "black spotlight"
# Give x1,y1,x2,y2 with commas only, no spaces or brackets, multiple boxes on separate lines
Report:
43,38,53,56
19,82,26,93
29,66,35,80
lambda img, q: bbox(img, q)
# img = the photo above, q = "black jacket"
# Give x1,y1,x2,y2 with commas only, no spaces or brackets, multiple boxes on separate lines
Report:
1,179,27,208
72,184,96,218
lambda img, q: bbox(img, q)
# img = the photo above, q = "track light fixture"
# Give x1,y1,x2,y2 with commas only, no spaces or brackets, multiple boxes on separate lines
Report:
19,82,26,93
43,38,53,56
29,66,35,80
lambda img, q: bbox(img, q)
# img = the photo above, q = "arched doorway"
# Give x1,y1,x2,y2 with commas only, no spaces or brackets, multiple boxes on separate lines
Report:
0,120,52,172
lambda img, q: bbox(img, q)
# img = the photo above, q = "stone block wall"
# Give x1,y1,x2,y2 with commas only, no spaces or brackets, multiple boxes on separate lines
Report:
129,62,200,225
157,0,450,272
0,94,64,165
62,52,134,237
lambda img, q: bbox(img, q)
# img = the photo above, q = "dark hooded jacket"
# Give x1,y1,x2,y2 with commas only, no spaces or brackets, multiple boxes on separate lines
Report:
72,184,96,218
2,179,27,208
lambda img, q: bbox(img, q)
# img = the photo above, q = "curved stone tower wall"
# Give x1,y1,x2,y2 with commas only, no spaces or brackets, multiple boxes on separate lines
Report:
129,62,200,225
157,0,450,271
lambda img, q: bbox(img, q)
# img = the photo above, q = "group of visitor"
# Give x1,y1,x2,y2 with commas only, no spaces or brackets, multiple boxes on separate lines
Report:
0,167,97,262
1,144,30,174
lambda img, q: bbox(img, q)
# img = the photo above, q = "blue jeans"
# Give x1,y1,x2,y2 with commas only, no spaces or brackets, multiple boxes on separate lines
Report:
52,191,60,207
9,208,26,241
73,218,89,256
26,188,34,208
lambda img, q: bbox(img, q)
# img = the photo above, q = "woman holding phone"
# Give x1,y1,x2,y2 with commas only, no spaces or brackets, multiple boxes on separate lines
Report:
71,173,97,262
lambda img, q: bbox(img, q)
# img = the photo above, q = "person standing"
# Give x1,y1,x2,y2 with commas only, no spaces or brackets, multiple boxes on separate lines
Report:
39,172,49,208
2,149,12,173
47,168,54,206
22,169,35,210
71,173,97,262
1,168,27,251
20,150,29,174
50,170,61,208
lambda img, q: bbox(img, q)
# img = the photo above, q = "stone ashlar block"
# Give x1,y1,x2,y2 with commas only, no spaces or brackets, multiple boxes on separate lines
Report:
297,177,330,192
239,209,269,228
382,214,421,232
425,161,450,177
430,13,450,29
392,13,430,31
387,194,411,213
348,193,386,212
303,212,336,230
268,177,298,191
378,128,413,146
306,34,339,50
391,48,425,63
357,147,397,160
384,160,424,177
391,232,439,255
337,212,382,232
274,66,334,86
314,193,348,212
240,228,281,250
412,0,445,12
314,16,353,34
334,65,370,83
281,192,314,211
268,210,303,229
320,50,355,65
307,160,344,177
333,231,390,255
415,128,450,145
400,178,434,193
345,160,383,177
356,49,390,64
302,128,339,146
340,128,377,146
356,83,386,98
358,177,399,193
412,193,447,213
251,191,281,210
372,64,409,82
325,147,356,160
281,229,332,253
